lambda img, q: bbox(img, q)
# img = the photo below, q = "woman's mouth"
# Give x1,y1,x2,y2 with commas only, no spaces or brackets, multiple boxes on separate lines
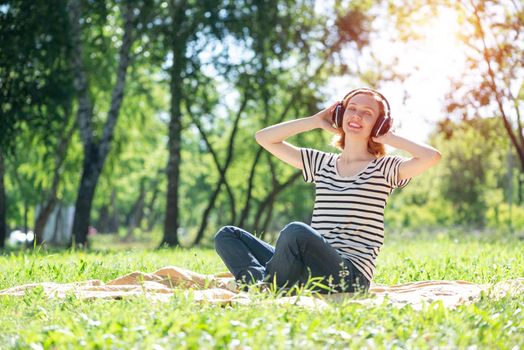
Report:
348,122,362,129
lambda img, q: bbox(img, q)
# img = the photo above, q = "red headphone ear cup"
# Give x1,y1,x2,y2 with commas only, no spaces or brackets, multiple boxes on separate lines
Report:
337,108,344,128
331,103,344,128
372,116,388,137
383,117,392,134
374,117,392,136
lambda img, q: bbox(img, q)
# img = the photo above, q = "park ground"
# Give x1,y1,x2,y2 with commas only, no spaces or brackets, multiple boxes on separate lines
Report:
0,228,523,349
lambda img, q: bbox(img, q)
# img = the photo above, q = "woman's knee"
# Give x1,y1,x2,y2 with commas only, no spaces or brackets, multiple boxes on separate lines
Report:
279,221,316,243
214,225,238,246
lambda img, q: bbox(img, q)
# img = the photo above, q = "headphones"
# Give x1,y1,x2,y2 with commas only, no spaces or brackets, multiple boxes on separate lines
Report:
331,87,393,138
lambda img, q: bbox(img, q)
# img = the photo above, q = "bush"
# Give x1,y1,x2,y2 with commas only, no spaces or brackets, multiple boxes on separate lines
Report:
485,202,524,232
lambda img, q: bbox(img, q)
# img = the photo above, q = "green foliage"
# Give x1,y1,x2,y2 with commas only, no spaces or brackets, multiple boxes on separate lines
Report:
385,116,522,232
4,121,82,228
433,117,515,228
0,0,73,152
486,203,524,232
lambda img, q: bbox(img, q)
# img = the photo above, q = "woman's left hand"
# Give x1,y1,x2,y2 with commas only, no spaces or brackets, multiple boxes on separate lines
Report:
372,130,395,144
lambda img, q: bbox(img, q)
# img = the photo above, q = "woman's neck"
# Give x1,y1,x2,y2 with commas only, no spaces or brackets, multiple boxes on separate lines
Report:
339,136,375,162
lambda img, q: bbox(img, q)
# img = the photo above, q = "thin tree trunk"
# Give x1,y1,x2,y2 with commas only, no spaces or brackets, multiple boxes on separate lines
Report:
162,63,183,247
0,153,6,248
72,152,101,246
519,171,523,205
237,148,264,228
146,181,160,232
189,93,248,246
23,201,28,246
162,58,184,246
96,203,110,233
183,95,241,240
9,156,29,244
109,189,119,233
34,198,58,244
161,0,194,248
225,182,236,224
260,200,275,240
124,180,146,241
97,190,118,233
253,171,301,234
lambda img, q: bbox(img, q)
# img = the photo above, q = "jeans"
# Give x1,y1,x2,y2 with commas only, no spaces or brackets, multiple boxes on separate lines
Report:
214,221,370,294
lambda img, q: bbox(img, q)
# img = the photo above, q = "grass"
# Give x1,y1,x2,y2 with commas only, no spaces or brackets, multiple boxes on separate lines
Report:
0,228,523,349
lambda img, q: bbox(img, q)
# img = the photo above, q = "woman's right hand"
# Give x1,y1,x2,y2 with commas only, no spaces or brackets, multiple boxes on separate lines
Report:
313,102,340,134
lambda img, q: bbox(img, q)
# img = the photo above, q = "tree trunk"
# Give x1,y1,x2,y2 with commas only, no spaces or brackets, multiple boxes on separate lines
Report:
124,180,146,241
109,189,119,233
71,150,101,246
0,154,6,248
237,148,264,228
519,172,523,205
96,203,111,233
34,198,58,245
146,186,159,232
260,201,275,240
97,189,119,233
161,1,189,248
162,93,182,246
253,171,301,234
190,94,247,246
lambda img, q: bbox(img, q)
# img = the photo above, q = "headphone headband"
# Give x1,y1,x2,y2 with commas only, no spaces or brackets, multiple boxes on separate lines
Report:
342,88,391,118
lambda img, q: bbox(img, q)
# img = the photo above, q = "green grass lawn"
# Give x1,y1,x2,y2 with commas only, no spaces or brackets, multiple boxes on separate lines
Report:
0,229,523,349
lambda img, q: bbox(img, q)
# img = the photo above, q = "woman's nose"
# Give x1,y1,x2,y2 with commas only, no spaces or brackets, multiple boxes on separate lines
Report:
349,112,363,121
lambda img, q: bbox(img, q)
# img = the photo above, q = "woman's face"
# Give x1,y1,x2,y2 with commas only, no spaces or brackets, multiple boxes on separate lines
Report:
342,93,380,139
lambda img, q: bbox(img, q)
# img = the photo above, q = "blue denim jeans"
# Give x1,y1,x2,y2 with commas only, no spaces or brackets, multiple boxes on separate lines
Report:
214,221,370,294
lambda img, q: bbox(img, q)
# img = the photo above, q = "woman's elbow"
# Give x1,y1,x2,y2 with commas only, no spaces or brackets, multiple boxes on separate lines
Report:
430,150,442,164
255,131,264,144
255,130,274,145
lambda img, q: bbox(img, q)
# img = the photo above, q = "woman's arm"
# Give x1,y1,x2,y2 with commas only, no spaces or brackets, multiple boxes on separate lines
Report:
255,103,338,169
372,131,442,181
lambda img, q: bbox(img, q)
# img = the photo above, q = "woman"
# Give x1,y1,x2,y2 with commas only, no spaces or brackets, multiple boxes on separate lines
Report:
214,88,441,294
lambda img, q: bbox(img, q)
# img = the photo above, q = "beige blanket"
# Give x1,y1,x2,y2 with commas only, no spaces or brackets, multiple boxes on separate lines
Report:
1,265,523,311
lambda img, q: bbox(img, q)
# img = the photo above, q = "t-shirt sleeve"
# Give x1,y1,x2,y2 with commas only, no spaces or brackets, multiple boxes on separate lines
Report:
299,147,330,183
380,155,412,189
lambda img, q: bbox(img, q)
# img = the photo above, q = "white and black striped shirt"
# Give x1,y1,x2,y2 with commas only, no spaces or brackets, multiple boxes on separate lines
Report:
300,147,412,282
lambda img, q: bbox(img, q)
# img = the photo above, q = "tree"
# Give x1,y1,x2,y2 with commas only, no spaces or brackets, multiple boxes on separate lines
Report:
159,0,237,247
67,0,147,247
0,0,73,247
434,117,509,227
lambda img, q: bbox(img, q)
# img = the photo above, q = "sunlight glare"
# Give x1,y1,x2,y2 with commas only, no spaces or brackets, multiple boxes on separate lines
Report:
376,6,468,145
412,7,466,77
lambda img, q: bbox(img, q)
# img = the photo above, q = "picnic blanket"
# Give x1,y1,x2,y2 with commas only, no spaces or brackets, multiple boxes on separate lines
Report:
1,265,523,311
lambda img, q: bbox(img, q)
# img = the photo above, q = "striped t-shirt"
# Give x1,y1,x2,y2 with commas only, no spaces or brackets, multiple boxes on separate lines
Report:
300,147,412,282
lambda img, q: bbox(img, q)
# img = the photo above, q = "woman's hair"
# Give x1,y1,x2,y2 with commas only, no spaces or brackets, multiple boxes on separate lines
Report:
329,90,387,157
